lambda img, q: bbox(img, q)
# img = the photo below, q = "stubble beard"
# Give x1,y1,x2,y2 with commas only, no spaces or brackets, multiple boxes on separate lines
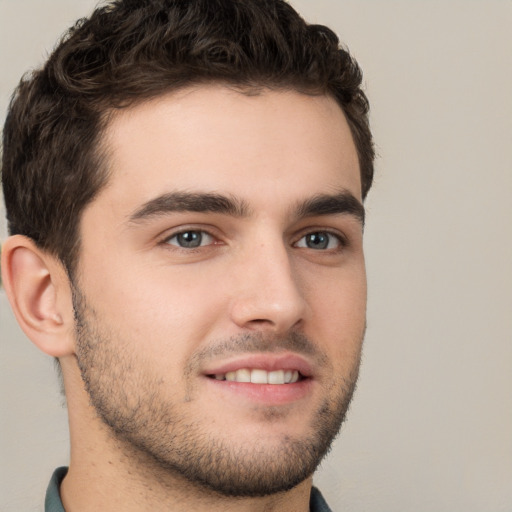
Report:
72,284,362,497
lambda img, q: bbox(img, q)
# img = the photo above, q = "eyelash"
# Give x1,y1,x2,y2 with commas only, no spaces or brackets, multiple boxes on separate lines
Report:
163,229,218,250
294,231,347,251
161,228,348,252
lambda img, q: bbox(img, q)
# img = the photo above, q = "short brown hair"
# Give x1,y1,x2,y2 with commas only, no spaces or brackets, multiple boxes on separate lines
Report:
2,0,374,274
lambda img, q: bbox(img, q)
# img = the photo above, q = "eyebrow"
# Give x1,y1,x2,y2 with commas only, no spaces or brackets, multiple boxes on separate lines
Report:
295,191,365,225
128,189,364,225
128,192,250,223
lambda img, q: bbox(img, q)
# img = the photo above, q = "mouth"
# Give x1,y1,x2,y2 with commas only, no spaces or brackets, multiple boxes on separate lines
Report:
207,368,302,385
201,353,314,405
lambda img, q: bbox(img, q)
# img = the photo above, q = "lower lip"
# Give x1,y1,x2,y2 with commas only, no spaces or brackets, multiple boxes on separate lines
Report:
204,377,313,405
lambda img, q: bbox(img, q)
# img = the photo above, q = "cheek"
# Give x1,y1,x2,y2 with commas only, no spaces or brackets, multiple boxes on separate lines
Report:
304,263,367,360
306,259,366,320
82,259,229,362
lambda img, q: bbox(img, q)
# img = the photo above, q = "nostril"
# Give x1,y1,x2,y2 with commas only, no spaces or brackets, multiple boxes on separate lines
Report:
245,318,277,328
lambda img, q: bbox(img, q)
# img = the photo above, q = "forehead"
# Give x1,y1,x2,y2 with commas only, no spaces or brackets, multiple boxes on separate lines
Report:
94,85,361,215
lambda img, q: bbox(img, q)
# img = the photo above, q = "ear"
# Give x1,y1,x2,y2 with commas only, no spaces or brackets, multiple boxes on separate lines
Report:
1,235,76,357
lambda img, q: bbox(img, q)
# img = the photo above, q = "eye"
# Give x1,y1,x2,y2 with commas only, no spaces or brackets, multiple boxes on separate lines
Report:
165,230,215,249
295,231,343,250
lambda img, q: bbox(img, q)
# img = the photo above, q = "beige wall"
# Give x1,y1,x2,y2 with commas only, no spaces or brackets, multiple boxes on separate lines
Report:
1,1,511,510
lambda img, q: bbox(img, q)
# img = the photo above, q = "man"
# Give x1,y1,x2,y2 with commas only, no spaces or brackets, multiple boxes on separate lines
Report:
1,0,374,510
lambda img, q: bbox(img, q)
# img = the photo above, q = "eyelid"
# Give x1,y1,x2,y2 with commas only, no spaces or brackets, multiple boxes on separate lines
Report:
159,225,222,247
293,228,348,249
166,231,214,248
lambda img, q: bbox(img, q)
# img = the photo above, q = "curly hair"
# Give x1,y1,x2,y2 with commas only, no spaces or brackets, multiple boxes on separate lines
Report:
2,0,374,274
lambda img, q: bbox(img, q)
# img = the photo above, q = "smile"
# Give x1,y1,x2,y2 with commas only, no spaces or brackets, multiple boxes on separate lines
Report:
211,368,301,384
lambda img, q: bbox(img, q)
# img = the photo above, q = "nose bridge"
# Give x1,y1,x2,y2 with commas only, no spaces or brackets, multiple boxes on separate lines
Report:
229,230,307,332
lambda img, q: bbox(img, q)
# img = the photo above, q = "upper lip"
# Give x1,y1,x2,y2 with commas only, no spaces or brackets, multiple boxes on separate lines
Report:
202,352,314,378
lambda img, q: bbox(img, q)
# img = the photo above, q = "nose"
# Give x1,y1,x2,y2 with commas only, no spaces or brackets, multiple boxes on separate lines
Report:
228,238,308,333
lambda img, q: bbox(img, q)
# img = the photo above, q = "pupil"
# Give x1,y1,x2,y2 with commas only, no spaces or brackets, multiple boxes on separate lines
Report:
307,233,328,250
178,231,202,248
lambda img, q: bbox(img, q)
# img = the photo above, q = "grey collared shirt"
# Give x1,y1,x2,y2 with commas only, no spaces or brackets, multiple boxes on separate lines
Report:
45,467,333,511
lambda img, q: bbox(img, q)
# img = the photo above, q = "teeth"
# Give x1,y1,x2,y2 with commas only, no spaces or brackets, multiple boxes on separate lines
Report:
268,370,285,384
217,368,301,384
237,368,251,382
251,369,268,384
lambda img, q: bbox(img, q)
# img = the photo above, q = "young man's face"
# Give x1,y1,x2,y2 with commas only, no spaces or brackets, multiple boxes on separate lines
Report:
71,85,366,495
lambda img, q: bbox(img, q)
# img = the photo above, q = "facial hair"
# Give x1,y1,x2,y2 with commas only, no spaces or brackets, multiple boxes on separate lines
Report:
72,283,362,497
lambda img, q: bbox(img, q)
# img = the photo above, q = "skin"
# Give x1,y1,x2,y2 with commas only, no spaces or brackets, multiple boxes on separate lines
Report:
2,85,367,511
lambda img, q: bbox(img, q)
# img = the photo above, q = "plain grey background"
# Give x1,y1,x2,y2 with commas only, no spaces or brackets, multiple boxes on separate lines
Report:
1,1,511,511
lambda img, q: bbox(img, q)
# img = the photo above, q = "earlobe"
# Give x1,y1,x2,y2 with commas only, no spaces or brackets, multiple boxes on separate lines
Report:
1,235,75,357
